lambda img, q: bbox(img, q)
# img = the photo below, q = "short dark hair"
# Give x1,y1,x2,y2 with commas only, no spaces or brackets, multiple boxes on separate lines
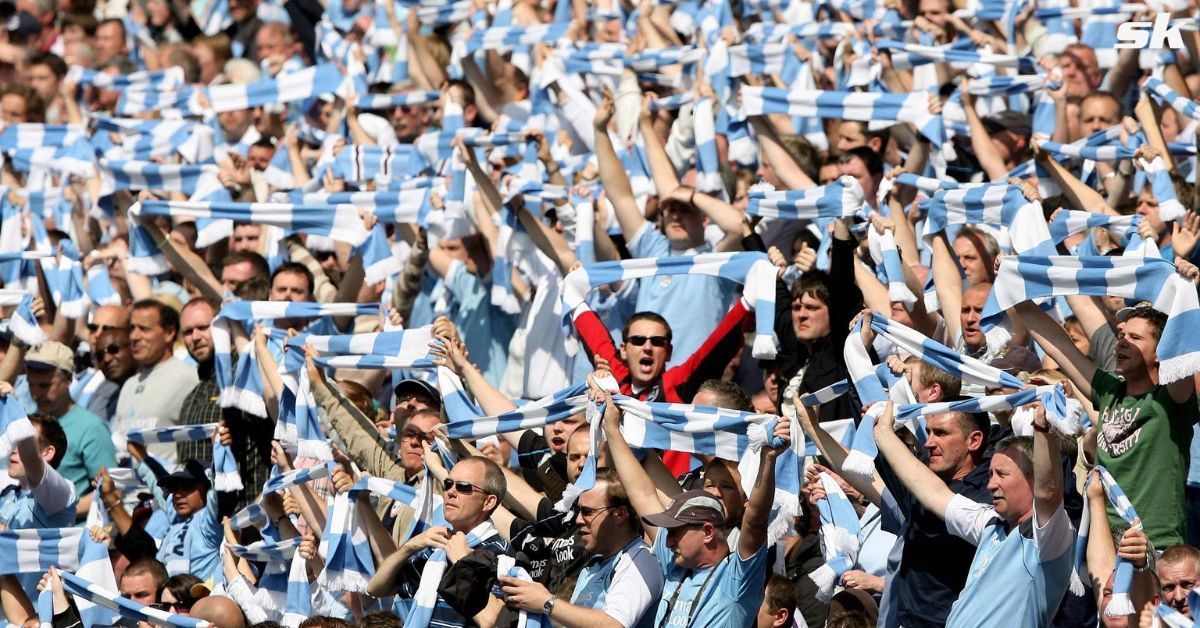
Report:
697,379,752,411
764,574,799,622
939,396,990,443
161,574,203,605
297,618,350,628
220,251,270,282
27,413,67,468
0,85,45,123
353,612,402,628
271,262,315,296
97,17,126,38
132,299,180,337
793,269,832,306
28,52,67,79
838,145,884,178
122,558,168,588
916,362,962,398
621,311,672,343
1080,90,1124,118
1124,306,1167,341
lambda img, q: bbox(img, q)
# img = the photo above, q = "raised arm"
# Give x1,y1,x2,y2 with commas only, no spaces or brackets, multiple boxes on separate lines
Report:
598,383,669,542
1030,405,1063,525
931,232,964,341
797,404,884,504
872,402,956,520
748,116,816,190
738,420,788,559
594,92,647,239
135,216,224,302
960,87,1010,182
1011,301,1097,399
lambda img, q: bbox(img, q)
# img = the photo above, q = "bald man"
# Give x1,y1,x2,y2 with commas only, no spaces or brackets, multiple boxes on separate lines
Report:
190,595,246,628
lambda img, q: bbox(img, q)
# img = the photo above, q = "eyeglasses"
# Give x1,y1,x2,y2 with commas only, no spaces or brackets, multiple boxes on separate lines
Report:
625,335,669,348
577,505,614,520
443,479,490,495
87,323,128,334
93,343,124,359
400,427,436,443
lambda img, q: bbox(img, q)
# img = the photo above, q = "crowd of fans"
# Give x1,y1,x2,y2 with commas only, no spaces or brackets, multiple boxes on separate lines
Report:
1,0,1200,626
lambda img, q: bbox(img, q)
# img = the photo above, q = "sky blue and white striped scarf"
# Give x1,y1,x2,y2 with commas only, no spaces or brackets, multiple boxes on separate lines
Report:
1080,465,1141,617
985,255,1200,383
74,531,122,627
84,264,121,309
808,472,861,603
875,39,1037,71
93,117,214,163
116,63,355,116
60,572,213,628
283,326,435,372
101,160,221,196
39,257,87,319
0,528,83,574
228,537,302,615
0,291,46,346
406,521,500,628
559,251,779,359
356,224,403,285
920,183,1034,243
738,87,945,144
330,145,426,183
275,368,330,461
282,546,312,628
285,183,436,226
462,23,570,55
68,66,186,91
1146,77,1200,123
356,90,441,110
745,177,865,220
211,301,380,416
125,424,243,491
867,227,916,307
318,475,427,595
133,199,372,246
693,97,726,198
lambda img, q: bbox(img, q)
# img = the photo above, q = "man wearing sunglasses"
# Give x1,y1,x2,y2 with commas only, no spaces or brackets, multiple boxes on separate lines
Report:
86,328,137,423
499,467,665,628
368,455,510,626
569,305,750,475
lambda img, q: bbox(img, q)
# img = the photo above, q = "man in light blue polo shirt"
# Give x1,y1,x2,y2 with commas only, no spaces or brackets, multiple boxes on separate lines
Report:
599,378,788,627
874,401,1074,627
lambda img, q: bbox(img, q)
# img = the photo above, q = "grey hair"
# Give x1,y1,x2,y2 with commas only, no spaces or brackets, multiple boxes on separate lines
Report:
995,435,1034,477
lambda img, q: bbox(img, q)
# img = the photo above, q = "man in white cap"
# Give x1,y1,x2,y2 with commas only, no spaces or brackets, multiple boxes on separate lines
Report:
25,341,116,520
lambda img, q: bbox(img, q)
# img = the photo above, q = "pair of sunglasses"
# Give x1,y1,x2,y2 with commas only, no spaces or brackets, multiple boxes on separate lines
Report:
625,335,668,347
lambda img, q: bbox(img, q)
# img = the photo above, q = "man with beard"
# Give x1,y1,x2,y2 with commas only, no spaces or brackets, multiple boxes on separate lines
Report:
174,297,273,513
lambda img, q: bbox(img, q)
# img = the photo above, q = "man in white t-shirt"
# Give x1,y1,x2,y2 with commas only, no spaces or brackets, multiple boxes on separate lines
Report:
499,467,664,628
874,401,1074,627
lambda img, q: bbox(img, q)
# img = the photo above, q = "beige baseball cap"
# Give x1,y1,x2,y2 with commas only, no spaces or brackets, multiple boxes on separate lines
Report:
26,341,74,374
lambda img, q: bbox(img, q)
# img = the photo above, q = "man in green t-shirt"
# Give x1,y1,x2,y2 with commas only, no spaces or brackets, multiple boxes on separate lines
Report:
1014,302,1198,548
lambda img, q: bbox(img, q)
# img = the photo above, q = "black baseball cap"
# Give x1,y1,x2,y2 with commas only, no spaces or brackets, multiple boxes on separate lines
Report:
393,378,442,410
982,111,1032,138
159,459,211,492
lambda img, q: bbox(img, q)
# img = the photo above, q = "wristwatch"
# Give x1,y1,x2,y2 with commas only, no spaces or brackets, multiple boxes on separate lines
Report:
543,595,557,615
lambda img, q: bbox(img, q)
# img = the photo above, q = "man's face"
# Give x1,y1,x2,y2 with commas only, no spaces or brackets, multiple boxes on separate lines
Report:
390,103,428,141
1059,51,1097,98
193,44,220,84
911,365,939,403
94,22,124,62
1,94,28,123
270,271,312,302
230,225,262,252
661,202,704,248
575,482,622,554
397,412,439,478
180,303,215,363
1079,97,1120,137
618,319,672,388
89,305,130,347
835,121,867,153
247,145,274,171
227,0,257,22
217,109,253,144
918,0,949,27
960,285,990,350
1115,317,1158,378
220,261,255,294
26,64,58,102
837,157,875,204
392,391,435,426
1135,189,1166,237
1159,559,1200,616
95,332,136,383
953,236,990,286
443,460,492,531
565,429,590,483
130,307,173,367
27,369,70,416
665,523,710,568
120,573,158,606
703,462,744,527
987,449,1032,522
546,413,585,454
255,27,285,62
792,292,831,341
167,481,206,517
818,163,840,185
924,413,975,479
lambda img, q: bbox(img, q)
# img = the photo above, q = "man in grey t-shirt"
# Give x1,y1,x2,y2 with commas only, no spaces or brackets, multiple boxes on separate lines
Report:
114,299,198,464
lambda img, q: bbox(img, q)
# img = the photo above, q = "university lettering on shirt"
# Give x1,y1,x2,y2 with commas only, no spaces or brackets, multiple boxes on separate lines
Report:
1098,405,1143,457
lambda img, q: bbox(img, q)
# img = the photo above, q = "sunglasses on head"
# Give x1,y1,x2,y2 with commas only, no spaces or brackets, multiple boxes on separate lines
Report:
87,323,128,334
442,479,490,495
625,335,668,348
